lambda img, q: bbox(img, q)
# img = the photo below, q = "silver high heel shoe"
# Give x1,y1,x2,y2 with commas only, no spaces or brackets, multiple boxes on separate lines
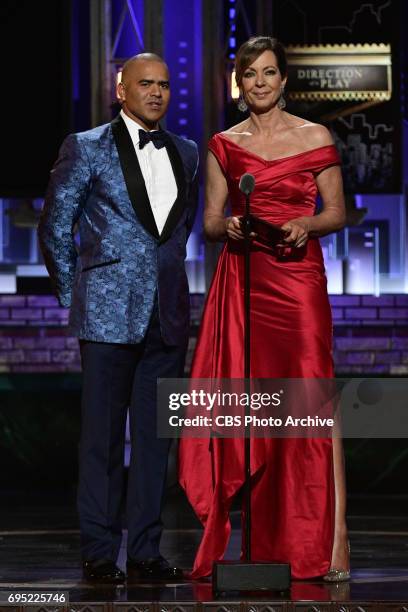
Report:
323,568,350,582
323,541,351,582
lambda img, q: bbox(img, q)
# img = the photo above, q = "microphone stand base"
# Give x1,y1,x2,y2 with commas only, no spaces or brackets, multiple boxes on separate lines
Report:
212,560,291,595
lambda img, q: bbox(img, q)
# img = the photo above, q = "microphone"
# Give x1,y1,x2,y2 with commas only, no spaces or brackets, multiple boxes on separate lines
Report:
239,173,255,196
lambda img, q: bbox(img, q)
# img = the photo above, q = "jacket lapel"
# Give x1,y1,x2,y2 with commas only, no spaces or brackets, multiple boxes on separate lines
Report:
111,114,159,239
158,134,187,244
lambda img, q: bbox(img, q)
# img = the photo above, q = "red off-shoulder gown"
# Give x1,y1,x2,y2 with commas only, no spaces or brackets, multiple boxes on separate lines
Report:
179,134,341,579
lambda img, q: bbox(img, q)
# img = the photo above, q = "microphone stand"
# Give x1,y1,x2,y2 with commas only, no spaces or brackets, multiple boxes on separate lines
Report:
243,192,252,561
212,173,290,595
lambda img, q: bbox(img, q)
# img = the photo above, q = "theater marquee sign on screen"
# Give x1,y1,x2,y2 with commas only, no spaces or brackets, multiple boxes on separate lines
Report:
286,44,391,102
285,44,399,194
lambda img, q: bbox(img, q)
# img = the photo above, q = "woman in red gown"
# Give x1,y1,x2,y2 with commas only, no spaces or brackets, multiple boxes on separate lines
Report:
179,37,349,581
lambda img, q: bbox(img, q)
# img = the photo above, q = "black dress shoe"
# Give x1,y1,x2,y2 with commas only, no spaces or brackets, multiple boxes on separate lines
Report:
127,557,184,582
83,559,125,583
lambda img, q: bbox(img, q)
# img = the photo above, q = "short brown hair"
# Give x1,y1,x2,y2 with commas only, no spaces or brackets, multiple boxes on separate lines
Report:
235,37,287,86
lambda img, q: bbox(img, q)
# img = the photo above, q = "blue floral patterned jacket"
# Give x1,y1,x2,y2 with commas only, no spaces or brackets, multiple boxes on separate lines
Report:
38,115,199,345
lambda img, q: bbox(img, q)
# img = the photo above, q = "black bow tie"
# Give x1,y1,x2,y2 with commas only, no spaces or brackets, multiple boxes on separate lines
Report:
138,129,167,150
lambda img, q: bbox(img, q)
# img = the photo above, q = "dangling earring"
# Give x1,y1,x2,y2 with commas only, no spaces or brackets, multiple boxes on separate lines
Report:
237,94,248,112
277,86,286,110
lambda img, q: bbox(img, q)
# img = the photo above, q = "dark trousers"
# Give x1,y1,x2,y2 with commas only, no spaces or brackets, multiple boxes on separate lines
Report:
77,304,186,562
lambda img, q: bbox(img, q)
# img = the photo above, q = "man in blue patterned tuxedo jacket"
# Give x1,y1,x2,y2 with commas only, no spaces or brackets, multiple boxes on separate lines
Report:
38,54,198,583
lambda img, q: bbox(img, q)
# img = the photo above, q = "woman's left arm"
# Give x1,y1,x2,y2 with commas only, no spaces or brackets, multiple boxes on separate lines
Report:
281,127,346,248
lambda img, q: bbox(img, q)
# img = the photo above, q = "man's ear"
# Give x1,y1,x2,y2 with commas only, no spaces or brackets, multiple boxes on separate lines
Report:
116,82,126,101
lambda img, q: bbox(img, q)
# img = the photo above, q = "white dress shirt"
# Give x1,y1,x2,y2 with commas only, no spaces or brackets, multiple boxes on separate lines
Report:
120,110,177,234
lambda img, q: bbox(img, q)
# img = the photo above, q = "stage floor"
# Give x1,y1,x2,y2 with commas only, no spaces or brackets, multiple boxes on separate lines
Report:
1,527,408,607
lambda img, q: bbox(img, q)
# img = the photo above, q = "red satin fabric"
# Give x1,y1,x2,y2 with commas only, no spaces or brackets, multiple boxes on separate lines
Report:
179,135,340,579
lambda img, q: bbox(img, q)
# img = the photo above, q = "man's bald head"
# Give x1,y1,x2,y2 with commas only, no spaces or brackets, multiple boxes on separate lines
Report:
117,52,171,130
121,53,168,83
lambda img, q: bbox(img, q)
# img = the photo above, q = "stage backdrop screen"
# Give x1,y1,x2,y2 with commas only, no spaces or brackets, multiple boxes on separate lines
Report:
0,0,72,197
273,0,402,194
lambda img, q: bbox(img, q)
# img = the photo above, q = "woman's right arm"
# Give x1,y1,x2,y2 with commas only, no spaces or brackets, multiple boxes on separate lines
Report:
204,151,244,241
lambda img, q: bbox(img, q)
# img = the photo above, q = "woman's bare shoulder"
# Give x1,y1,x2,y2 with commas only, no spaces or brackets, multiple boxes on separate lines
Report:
220,120,252,138
283,112,331,137
294,119,333,147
